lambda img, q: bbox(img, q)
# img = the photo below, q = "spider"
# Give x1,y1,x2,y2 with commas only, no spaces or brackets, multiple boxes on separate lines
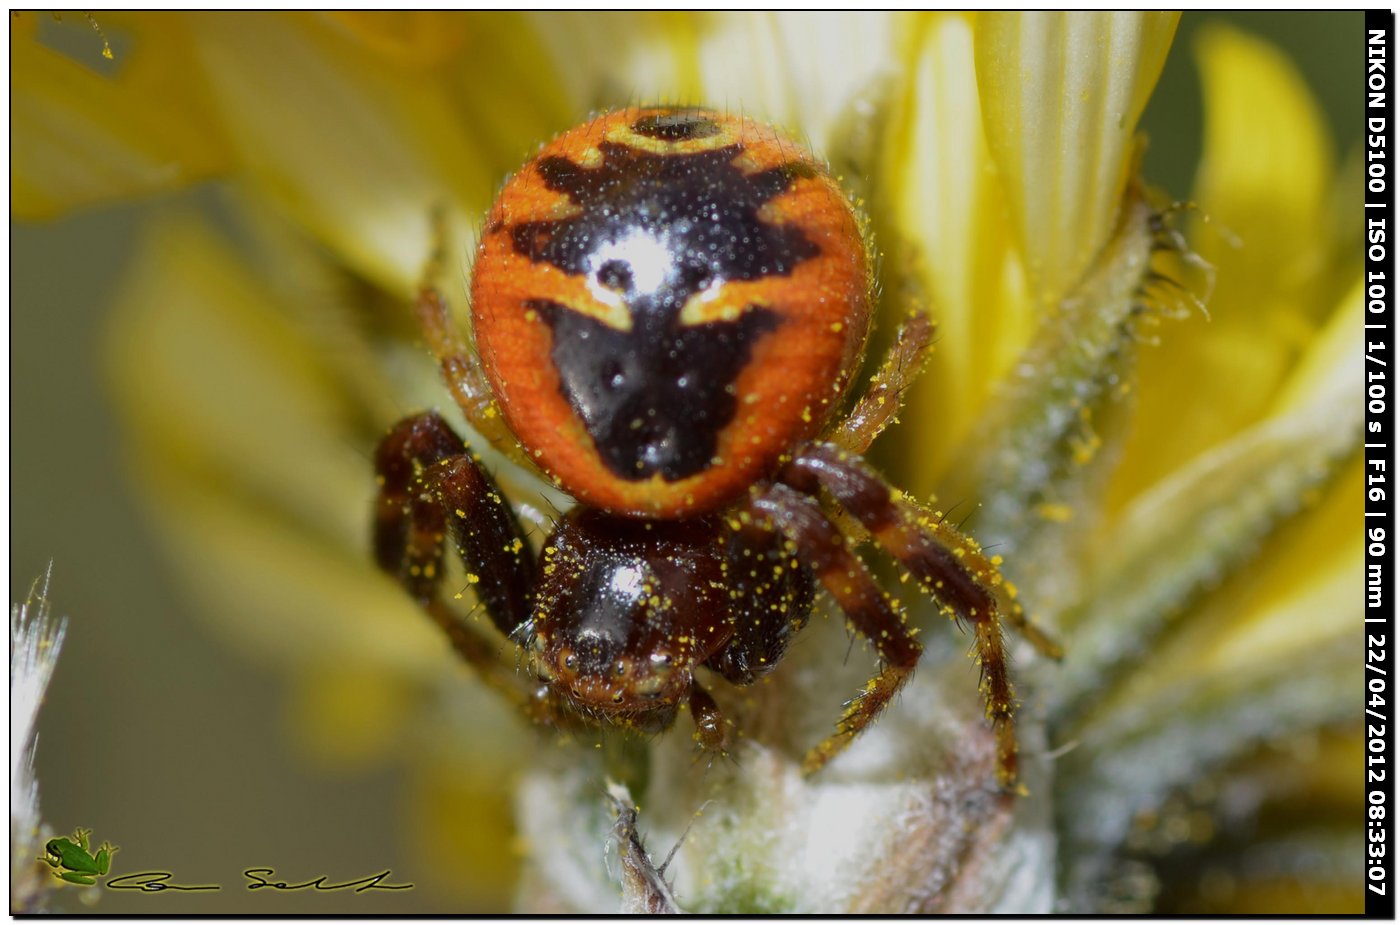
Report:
373,106,1060,788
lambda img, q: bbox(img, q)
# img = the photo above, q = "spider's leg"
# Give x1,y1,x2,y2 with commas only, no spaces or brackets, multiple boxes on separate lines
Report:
781,443,1062,789
829,310,934,454
414,213,532,469
747,482,922,775
687,682,734,757
373,411,544,712
783,443,1063,656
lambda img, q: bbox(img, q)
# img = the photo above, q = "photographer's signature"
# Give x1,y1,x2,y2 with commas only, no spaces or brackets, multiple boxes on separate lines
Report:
107,868,412,894
41,826,412,895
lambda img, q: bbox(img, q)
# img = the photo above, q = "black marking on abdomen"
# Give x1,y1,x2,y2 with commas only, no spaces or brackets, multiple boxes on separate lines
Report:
505,127,823,483
533,299,780,482
510,141,819,295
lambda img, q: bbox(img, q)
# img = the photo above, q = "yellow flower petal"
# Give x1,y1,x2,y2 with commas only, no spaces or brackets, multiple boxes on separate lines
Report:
1192,464,1360,673
1196,286,1363,673
693,12,906,150
319,11,471,67
1192,24,1335,294
107,210,444,672
1110,24,1338,505
11,12,231,217
1055,276,1361,721
881,13,1029,491
936,193,1159,597
128,457,444,672
1270,276,1364,415
408,756,521,908
108,213,374,544
528,12,905,154
437,14,576,176
974,11,1178,307
1072,457,1360,742
288,663,417,770
182,12,498,295
526,12,705,112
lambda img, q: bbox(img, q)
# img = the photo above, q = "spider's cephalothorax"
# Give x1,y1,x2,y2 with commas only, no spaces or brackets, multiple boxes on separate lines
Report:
375,107,1060,788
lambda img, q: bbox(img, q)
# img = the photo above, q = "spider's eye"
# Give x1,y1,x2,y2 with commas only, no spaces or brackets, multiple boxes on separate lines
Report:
596,259,633,292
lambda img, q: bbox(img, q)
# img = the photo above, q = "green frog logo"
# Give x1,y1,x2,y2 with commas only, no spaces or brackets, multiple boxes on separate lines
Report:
40,828,117,885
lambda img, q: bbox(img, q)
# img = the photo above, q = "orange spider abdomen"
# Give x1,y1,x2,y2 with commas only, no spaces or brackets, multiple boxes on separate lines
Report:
471,106,871,518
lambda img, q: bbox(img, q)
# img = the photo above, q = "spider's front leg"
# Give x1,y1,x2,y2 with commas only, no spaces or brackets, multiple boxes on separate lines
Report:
373,411,552,717
780,443,1061,789
747,482,922,776
829,310,935,455
413,210,533,469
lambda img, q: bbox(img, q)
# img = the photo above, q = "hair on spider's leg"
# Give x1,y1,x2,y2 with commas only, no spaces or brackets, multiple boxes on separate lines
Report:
535,491,570,525
953,506,979,534
688,742,740,775
511,498,557,541
932,496,970,528
779,443,1063,790
747,482,921,776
